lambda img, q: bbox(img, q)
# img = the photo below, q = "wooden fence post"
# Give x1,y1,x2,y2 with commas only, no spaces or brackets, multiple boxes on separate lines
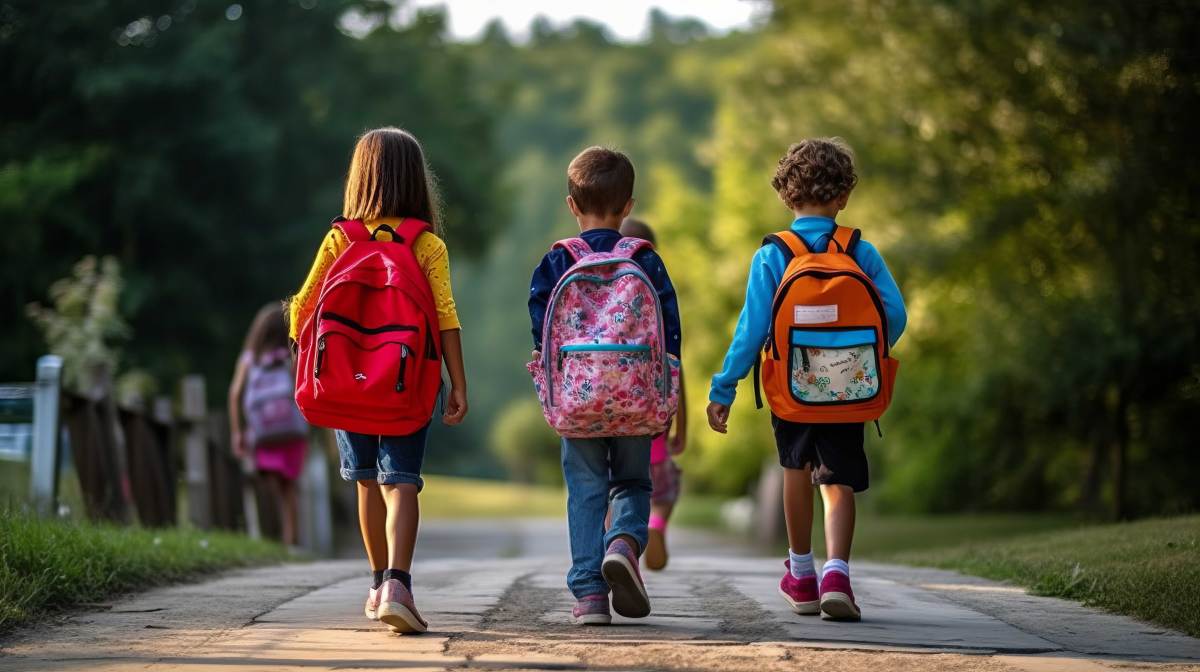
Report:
30,355,63,517
181,375,209,529
298,438,333,555
153,396,179,526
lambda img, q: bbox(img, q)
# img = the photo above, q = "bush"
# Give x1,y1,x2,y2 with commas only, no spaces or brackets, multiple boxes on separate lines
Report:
490,399,562,487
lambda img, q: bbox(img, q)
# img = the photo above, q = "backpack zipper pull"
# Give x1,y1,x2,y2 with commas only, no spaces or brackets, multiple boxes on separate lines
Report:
314,337,326,378
874,420,883,438
801,348,810,372
557,349,565,371
395,345,408,392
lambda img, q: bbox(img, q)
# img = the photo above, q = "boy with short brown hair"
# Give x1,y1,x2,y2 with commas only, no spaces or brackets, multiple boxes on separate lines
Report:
528,146,682,625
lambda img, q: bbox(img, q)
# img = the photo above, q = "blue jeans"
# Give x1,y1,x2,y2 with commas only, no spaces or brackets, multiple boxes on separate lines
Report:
561,435,652,598
335,423,429,490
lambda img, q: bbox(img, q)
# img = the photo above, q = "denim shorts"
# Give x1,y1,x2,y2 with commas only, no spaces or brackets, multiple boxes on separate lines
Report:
334,423,429,490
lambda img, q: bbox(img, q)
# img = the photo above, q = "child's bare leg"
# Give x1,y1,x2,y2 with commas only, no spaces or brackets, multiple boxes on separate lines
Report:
278,476,299,547
356,480,388,571
783,466,814,554
381,483,420,572
819,484,855,561
650,501,674,524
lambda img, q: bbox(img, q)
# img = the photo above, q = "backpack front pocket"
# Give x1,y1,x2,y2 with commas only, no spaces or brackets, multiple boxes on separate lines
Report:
313,313,421,402
552,343,660,430
788,327,880,405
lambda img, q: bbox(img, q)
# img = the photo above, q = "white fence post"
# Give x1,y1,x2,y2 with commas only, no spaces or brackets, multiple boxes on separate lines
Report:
30,355,63,517
181,375,209,529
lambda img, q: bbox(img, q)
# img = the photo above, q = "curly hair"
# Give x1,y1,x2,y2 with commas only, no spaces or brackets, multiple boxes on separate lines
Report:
771,138,858,209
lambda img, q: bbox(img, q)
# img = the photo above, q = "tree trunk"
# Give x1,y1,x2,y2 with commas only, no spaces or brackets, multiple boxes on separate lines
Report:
1111,389,1129,520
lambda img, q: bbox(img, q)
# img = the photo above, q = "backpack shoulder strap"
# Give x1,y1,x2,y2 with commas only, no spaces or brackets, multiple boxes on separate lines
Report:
611,236,652,259
392,218,432,247
552,237,594,263
761,230,810,263
827,225,861,255
331,217,370,242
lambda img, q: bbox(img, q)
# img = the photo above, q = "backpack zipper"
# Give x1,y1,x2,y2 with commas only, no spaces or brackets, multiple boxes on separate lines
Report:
314,337,326,378
556,343,652,371
395,345,409,392
320,311,418,335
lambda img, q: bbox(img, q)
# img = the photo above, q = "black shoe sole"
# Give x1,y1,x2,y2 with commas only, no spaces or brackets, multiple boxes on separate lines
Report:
602,552,650,618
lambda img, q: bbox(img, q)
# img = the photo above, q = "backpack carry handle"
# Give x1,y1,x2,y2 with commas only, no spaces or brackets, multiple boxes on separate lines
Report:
826,225,861,255
332,217,431,247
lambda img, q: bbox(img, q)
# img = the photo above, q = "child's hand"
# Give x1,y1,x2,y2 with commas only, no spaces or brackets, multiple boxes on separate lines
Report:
442,386,468,425
231,433,248,460
706,402,730,433
531,350,541,362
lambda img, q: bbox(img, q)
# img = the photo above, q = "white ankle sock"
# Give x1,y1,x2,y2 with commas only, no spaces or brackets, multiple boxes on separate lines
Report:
788,549,816,578
823,558,849,578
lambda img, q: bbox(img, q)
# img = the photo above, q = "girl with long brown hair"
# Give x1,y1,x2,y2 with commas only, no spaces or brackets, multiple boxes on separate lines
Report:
289,127,468,634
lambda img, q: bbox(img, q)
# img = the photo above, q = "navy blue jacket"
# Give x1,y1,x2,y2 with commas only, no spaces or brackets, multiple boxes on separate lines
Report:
528,228,682,358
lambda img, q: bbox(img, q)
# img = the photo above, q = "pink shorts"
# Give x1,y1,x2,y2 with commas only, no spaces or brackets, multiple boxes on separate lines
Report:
650,458,682,505
254,438,307,482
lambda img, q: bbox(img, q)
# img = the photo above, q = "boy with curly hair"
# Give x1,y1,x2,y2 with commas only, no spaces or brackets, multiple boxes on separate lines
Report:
706,138,907,621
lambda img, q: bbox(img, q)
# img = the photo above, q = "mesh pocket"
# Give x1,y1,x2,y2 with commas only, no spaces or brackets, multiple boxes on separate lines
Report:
788,328,880,404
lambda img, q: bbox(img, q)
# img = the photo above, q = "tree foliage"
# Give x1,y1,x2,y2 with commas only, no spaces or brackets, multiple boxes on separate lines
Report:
663,0,1200,516
2,0,501,390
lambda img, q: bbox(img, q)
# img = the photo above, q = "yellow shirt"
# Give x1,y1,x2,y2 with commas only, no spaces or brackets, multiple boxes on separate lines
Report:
288,218,460,339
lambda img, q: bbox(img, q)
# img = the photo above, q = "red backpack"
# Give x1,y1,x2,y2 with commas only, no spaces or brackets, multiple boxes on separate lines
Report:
294,218,441,436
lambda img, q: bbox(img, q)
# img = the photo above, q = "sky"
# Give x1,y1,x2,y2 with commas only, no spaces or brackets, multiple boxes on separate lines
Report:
402,0,763,41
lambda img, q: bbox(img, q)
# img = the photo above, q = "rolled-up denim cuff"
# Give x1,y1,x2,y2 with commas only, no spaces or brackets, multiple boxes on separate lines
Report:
340,467,378,482
378,471,424,491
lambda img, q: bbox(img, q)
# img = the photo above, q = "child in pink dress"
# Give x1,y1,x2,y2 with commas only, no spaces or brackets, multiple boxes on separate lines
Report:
621,218,687,571
228,303,308,547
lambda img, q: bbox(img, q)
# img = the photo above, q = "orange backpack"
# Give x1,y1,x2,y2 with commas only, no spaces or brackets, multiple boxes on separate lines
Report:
754,225,899,424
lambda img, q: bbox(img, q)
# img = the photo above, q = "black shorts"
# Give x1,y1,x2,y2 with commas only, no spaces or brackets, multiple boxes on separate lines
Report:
771,415,868,492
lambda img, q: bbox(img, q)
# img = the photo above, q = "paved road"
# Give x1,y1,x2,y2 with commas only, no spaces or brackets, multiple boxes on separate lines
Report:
2,519,1198,671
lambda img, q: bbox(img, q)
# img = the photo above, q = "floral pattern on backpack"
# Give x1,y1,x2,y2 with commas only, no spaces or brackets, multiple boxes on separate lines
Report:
527,237,679,438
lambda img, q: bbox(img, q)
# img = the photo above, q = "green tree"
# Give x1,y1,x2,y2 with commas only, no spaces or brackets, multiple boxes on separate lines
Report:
1,1,502,399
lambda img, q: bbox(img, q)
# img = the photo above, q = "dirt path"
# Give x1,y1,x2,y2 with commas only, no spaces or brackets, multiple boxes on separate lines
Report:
2,520,1197,671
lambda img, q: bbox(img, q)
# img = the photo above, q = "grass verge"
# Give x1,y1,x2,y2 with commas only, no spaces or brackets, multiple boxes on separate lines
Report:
420,474,565,518
419,474,731,525
0,509,289,632
887,514,1200,638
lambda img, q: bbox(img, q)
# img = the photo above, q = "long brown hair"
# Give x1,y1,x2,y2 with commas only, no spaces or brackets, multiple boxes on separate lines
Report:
243,303,289,357
342,127,442,233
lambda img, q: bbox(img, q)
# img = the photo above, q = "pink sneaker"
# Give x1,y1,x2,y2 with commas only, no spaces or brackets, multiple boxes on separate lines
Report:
779,560,819,615
819,570,861,621
571,594,612,625
377,579,428,633
364,586,381,620
601,537,650,618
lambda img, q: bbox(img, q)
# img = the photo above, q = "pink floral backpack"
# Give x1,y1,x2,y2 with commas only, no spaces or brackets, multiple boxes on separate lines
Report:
527,236,680,438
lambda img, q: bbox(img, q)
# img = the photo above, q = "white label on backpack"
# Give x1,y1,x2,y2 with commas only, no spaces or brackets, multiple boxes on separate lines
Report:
794,305,838,324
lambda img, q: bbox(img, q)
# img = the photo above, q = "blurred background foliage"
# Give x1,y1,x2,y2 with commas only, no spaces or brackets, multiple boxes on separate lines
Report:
2,0,1196,518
